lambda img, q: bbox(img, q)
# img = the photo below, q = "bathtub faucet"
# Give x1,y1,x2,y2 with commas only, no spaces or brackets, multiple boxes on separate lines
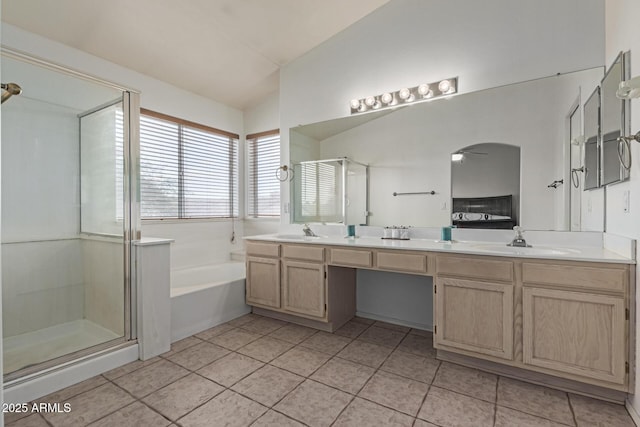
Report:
302,224,317,237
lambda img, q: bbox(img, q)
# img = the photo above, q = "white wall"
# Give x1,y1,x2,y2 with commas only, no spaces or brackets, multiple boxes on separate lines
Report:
604,0,640,417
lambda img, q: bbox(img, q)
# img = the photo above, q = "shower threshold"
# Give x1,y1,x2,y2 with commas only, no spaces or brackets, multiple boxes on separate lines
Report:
3,319,121,375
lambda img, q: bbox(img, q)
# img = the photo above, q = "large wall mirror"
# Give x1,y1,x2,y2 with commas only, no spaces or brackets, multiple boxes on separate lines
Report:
290,67,603,230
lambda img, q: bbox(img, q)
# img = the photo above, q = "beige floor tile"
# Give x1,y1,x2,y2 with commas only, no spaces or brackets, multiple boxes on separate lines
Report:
237,336,294,362
337,339,393,368
373,320,411,333
252,410,305,426
36,375,107,403
359,371,429,416
270,346,331,377
112,359,190,398
165,341,230,370
178,390,267,427
231,365,304,406
418,386,494,427
142,373,224,421
87,401,170,427
310,357,375,394
334,320,370,339
497,377,573,425
413,419,439,427
194,323,236,341
226,313,262,327
268,323,317,344
102,357,162,380
274,379,352,427
397,334,436,358
197,352,264,387
42,383,135,427
334,397,414,427
209,328,262,350
161,336,203,358
358,325,407,347
3,409,34,425
380,350,440,383
5,414,49,427
570,393,635,427
432,362,497,402
239,317,287,335
300,331,352,355
495,406,570,427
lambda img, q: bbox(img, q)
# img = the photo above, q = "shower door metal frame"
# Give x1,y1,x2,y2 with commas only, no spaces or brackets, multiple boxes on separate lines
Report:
1,47,141,384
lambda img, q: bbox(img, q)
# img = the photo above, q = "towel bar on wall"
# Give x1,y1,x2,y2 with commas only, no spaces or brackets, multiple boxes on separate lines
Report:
393,191,436,196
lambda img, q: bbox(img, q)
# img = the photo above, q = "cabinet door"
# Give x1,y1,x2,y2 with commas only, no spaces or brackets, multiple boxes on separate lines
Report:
282,260,326,318
246,256,280,309
435,277,513,360
523,287,626,385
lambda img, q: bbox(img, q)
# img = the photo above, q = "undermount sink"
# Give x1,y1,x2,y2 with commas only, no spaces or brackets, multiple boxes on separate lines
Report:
469,244,581,256
274,234,324,240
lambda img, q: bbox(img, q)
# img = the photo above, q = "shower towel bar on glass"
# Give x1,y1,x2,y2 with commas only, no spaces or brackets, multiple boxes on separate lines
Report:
393,191,436,196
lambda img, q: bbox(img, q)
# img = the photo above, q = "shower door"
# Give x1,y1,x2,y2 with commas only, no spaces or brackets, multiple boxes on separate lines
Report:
1,51,138,380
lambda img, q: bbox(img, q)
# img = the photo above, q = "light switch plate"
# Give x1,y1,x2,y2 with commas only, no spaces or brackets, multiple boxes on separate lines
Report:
623,190,630,213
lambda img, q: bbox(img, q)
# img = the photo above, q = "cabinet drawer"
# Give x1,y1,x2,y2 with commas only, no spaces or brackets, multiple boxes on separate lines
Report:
282,244,324,262
522,262,626,293
246,241,280,258
436,255,513,282
376,251,428,274
329,248,372,268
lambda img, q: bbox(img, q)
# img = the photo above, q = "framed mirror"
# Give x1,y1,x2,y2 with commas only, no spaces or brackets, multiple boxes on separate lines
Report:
601,51,631,186
583,87,600,191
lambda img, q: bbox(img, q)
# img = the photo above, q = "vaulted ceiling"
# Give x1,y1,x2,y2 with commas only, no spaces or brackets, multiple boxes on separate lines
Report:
2,0,389,110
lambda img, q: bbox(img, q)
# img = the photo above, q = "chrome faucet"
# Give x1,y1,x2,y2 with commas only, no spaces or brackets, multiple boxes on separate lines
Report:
507,226,531,247
302,224,317,237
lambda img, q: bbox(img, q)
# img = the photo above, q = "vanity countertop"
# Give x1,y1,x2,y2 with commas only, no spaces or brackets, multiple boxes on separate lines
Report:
245,234,636,264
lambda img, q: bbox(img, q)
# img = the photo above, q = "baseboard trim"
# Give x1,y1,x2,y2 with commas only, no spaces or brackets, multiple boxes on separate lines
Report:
355,311,432,331
626,399,640,426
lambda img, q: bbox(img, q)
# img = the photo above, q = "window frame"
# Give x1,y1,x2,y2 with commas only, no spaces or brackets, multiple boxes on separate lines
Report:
139,108,239,220
246,128,281,219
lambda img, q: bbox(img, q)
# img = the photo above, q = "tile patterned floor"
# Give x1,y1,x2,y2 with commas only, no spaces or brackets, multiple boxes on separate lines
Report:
4,314,636,427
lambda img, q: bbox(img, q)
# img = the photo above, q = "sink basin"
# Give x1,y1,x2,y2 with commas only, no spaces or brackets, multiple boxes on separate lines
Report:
469,244,581,256
274,234,323,240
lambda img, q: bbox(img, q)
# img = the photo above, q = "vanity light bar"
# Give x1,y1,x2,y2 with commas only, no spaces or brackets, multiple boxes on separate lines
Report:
349,77,458,115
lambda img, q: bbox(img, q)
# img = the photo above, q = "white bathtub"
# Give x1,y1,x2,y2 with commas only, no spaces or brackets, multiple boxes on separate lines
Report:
170,262,250,342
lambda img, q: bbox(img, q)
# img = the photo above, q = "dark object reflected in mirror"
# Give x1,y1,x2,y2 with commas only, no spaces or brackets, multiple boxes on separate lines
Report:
451,143,520,229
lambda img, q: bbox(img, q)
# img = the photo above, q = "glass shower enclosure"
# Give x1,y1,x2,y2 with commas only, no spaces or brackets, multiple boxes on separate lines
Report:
1,49,139,381
292,157,369,225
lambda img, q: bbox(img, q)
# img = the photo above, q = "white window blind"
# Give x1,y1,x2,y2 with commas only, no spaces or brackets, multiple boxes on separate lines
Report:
140,110,238,219
247,131,280,217
299,162,339,220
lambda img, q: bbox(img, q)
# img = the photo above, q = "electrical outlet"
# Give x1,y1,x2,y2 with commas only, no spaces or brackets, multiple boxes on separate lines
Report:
623,190,630,213
284,202,290,214
441,202,447,210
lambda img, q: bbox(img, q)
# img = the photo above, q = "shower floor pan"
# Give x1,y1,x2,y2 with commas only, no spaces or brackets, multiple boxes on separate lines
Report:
3,319,120,374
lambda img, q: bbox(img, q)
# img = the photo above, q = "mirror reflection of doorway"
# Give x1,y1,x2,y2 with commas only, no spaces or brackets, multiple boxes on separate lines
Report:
568,101,582,231
451,143,520,229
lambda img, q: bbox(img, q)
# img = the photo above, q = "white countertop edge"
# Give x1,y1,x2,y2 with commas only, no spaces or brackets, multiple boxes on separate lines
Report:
244,234,635,264
134,237,175,246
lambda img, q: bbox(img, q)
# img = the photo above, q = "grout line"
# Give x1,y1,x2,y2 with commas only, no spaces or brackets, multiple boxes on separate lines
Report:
493,375,500,426
566,392,579,426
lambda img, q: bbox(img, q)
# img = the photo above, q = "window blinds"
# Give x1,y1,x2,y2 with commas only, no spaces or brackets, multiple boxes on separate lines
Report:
139,112,238,219
247,132,280,217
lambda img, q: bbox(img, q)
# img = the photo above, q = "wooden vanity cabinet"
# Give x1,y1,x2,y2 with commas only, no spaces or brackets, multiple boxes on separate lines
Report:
521,261,629,386
434,255,515,360
281,244,326,318
246,242,281,309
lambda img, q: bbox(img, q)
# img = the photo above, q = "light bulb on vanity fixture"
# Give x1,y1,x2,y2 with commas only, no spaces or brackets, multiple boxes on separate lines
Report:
617,75,640,99
348,76,458,115
451,153,464,162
